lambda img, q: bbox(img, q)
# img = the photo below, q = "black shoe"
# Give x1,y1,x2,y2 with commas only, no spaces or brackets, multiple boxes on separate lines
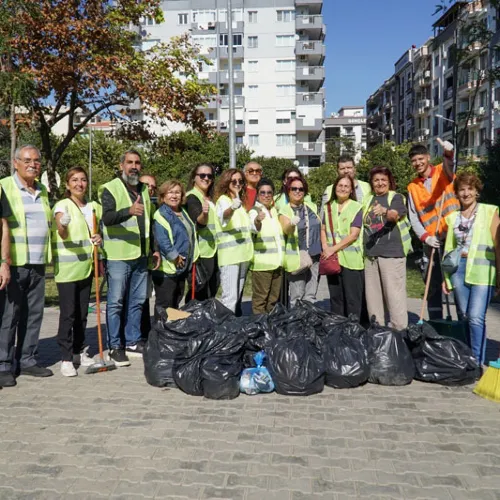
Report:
20,365,53,377
125,341,145,358
0,371,16,387
108,349,131,367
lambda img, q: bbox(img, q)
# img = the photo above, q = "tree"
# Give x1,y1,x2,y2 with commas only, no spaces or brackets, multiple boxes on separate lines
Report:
325,135,358,165
3,0,214,194
250,156,296,189
306,163,338,204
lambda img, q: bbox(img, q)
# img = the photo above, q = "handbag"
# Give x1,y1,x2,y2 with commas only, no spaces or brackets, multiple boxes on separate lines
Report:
319,203,341,276
441,246,461,275
290,205,313,276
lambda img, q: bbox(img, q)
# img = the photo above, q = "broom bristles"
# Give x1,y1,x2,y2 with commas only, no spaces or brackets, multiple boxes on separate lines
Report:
473,365,500,402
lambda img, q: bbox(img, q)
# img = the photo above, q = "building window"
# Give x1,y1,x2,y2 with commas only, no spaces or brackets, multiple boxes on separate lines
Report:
178,13,188,25
277,10,295,22
219,9,243,23
192,10,216,24
249,135,259,146
277,84,295,96
434,54,440,67
248,111,259,125
248,36,258,48
248,60,258,72
247,85,259,96
276,110,295,124
276,59,295,71
276,134,295,146
236,136,243,144
141,16,155,26
248,11,257,23
219,34,243,46
192,35,217,50
276,35,295,47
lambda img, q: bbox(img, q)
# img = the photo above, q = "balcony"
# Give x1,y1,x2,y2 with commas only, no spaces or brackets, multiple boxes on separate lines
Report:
296,40,325,63
219,95,245,108
190,22,217,35
296,92,324,106
295,0,323,14
218,70,244,85
218,20,245,33
467,0,487,16
296,142,323,156
214,46,244,60
219,121,245,134
296,15,325,37
296,118,322,133
444,87,454,101
296,66,325,91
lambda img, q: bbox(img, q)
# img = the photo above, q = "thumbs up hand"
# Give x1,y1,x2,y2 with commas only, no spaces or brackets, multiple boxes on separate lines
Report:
290,215,301,226
60,206,72,227
202,200,210,214
437,137,454,158
129,194,144,216
372,200,388,217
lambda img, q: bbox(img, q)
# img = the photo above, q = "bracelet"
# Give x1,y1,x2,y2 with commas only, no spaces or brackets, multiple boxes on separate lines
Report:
0,259,9,265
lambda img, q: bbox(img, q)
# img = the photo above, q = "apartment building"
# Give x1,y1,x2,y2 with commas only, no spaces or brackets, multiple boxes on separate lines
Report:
366,76,396,148
136,0,326,169
324,106,366,162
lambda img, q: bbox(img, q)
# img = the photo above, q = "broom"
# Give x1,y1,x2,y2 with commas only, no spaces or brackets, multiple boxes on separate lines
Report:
86,209,117,374
474,357,500,402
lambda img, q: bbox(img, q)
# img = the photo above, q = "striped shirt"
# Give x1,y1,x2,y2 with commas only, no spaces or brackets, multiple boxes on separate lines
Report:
13,173,50,265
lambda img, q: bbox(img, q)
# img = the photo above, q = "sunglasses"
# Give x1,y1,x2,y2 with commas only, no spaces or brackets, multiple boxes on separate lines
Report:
259,190,273,196
290,187,304,193
231,179,244,186
197,173,214,180
247,169,262,175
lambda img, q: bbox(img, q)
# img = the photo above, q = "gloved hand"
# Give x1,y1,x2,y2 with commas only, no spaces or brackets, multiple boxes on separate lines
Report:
60,207,71,227
425,236,441,248
437,137,454,158
231,198,242,210
290,215,300,226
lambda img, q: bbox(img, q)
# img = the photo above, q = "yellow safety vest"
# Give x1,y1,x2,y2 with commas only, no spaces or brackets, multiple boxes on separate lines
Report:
249,203,285,271
324,198,364,270
52,199,102,283
186,188,218,258
98,178,151,261
0,176,52,266
324,179,372,206
279,201,319,273
215,195,253,267
153,208,199,275
443,203,497,288
362,191,412,256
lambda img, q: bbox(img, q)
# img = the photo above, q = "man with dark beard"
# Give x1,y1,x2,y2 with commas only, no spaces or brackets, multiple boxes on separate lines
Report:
99,150,153,367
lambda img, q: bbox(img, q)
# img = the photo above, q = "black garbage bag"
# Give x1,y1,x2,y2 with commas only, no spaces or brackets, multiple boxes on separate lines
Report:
266,335,324,396
367,320,414,386
181,298,235,325
406,323,480,385
324,329,369,389
202,355,242,400
323,313,366,340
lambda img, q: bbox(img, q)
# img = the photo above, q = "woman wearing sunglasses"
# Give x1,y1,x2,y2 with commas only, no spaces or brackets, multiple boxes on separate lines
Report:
185,163,220,301
248,178,285,314
274,167,313,212
279,176,321,306
214,169,253,314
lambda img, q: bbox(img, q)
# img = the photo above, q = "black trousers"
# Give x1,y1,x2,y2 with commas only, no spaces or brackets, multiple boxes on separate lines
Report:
56,275,93,362
185,255,220,304
153,272,187,319
327,268,364,319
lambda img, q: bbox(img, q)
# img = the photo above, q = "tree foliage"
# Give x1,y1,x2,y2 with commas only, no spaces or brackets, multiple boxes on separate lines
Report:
306,163,338,204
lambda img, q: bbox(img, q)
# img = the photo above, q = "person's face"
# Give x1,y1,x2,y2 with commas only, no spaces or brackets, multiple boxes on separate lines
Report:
288,180,305,204
140,176,157,198
338,161,356,179
194,167,214,193
15,148,42,183
457,183,477,208
372,174,390,196
120,153,142,183
257,185,274,208
411,153,431,176
244,163,262,187
335,178,353,201
165,185,182,209
229,173,244,197
66,172,88,198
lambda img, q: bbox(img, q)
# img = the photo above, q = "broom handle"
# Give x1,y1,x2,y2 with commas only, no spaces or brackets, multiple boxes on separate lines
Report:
92,210,105,362
191,262,196,301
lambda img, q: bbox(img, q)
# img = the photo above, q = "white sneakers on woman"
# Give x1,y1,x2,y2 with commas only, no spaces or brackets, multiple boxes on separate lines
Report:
60,361,77,377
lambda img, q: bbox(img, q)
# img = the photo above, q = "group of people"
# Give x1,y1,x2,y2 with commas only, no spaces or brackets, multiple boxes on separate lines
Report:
0,138,497,387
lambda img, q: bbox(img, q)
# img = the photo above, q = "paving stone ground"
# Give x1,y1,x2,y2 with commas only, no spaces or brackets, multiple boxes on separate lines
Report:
1,276,500,499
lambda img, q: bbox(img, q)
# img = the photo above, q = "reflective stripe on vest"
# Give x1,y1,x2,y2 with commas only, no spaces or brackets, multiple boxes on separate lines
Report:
443,204,498,288
325,199,364,270
186,188,218,258
52,200,102,283
362,192,412,256
250,205,285,271
215,195,253,266
98,178,151,261
0,176,52,266
153,208,199,275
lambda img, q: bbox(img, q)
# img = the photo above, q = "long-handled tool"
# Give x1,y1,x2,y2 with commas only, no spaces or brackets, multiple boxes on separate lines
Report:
86,210,117,374
191,262,196,301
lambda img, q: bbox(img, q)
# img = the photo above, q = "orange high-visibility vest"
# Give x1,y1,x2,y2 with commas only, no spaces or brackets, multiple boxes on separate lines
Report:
407,163,459,237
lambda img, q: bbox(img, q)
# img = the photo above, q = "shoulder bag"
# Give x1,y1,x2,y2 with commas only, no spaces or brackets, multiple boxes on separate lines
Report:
319,202,341,276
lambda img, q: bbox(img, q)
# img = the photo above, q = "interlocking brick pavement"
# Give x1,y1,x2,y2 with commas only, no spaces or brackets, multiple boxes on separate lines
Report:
1,276,500,499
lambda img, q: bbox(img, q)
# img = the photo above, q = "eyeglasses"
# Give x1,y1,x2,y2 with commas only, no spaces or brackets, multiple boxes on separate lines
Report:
259,190,273,196
197,173,214,180
290,187,305,193
231,179,244,186
143,182,157,190
247,169,262,175
18,159,41,166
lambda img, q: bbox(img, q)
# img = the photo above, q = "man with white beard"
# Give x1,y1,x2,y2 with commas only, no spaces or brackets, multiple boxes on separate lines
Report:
99,150,153,367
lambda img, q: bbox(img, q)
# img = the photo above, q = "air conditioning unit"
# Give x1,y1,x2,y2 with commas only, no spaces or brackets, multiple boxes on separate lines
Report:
494,101,500,111
220,121,228,128
424,70,431,78
478,106,485,115
442,52,447,59
198,24,208,30
207,22,215,29
424,128,430,136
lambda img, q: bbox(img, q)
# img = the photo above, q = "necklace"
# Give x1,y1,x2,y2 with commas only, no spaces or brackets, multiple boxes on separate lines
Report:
458,203,477,233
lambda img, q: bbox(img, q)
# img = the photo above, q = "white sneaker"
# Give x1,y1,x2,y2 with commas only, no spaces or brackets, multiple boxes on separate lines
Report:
74,350,94,367
61,361,77,377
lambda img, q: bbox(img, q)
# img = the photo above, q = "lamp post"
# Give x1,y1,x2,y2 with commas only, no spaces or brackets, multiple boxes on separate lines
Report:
435,114,458,173
366,127,385,146
227,0,236,169
88,125,93,200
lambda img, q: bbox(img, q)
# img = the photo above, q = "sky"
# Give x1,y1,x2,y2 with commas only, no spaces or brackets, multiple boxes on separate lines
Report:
324,0,444,115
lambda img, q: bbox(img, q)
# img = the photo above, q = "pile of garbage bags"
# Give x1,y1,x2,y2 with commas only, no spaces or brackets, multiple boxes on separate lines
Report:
143,299,480,399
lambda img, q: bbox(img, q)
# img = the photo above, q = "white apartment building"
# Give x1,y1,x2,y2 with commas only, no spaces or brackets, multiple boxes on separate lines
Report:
137,0,326,168
324,106,366,162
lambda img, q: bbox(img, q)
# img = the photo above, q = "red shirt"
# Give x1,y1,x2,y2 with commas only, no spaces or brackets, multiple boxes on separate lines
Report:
245,186,257,211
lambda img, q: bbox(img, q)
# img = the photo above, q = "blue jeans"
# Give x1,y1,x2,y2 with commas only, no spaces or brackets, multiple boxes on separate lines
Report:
106,257,148,349
451,257,494,365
